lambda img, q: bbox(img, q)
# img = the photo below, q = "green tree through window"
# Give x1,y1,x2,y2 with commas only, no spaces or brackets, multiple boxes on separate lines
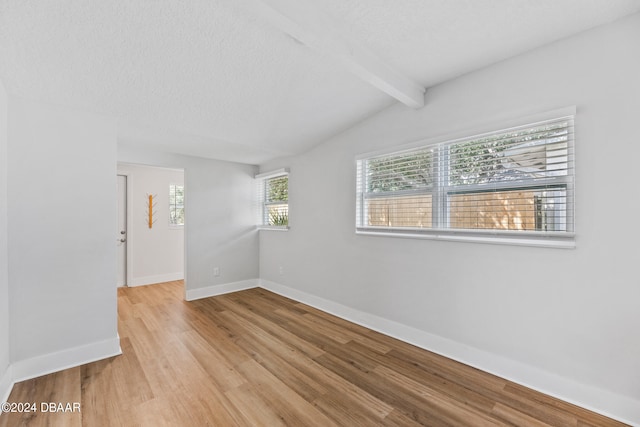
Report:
265,176,288,226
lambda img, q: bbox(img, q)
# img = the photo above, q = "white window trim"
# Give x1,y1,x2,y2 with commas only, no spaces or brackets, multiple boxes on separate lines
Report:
258,225,291,231
256,168,290,231
355,107,576,248
356,229,575,249
255,168,289,180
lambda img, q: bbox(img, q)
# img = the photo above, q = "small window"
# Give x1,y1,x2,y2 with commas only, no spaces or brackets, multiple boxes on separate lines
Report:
169,184,184,226
356,114,575,247
256,169,289,229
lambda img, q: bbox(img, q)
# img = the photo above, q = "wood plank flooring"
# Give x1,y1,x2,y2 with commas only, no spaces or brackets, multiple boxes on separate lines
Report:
0,280,629,426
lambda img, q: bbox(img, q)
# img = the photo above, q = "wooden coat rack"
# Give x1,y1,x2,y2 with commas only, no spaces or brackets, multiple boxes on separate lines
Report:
146,194,158,228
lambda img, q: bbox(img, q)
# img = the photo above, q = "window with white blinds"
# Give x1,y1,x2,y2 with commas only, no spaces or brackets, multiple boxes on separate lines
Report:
356,115,575,247
256,169,289,229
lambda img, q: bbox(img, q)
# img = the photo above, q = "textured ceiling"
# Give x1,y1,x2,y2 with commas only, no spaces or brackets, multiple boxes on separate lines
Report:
316,0,640,86
1,0,639,164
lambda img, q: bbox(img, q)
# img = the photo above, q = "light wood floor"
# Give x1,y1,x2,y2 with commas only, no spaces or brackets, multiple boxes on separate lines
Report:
1,280,628,426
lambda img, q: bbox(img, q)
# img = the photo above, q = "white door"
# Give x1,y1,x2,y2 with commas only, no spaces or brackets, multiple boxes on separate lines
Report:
117,175,127,287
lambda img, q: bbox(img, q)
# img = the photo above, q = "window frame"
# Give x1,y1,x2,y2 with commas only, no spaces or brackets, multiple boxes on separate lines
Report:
256,168,289,230
355,109,576,248
169,183,184,227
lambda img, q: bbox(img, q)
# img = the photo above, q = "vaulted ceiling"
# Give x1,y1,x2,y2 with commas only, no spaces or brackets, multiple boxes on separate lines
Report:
1,0,639,164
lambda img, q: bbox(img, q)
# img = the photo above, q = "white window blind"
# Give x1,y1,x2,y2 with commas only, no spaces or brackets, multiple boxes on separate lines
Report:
356,115,575,247
256,169,289,229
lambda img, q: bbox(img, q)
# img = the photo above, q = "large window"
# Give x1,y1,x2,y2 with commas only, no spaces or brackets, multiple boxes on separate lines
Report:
356,115,575,247
256,169,289,228
169,184,184,226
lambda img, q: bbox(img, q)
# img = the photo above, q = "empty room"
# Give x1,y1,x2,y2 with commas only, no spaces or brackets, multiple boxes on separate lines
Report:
1,1,640,426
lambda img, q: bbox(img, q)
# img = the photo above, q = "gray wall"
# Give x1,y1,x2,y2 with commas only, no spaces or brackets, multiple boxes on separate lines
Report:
117,147,259,294
259,12,640,419
7,97,119,365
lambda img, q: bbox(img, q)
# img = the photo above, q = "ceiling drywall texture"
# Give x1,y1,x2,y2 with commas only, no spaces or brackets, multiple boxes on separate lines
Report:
1,0,639,164
316,0,640,86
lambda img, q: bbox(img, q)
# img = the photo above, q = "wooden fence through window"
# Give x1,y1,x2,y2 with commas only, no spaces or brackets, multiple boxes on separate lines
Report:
367,191,538,231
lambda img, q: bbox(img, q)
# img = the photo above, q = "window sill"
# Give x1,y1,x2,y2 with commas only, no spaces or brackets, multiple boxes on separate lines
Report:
258,225,290,232
356,228,575,249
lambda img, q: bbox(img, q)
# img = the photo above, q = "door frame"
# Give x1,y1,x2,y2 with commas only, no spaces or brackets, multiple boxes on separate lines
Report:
117,172,133,287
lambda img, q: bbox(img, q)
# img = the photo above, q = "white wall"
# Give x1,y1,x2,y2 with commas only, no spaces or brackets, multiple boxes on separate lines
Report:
7,97,120,377
0,79,10,400
117,163,184,286
117,147,258,298
259,13,640,424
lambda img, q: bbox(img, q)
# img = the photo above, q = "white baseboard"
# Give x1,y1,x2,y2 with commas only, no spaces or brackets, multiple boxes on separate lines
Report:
259,279,640,426
129,272,184,287
0,364,13,404
10,336,122,385
185,279,259,301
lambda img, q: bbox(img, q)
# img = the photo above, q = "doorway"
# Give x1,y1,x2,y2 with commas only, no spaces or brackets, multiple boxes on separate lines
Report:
116,164,185,288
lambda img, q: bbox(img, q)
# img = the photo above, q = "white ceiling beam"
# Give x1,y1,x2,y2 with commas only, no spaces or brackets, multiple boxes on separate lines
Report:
240,0,426,108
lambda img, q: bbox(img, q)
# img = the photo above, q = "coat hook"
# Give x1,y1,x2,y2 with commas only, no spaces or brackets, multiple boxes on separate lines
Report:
147,194,156,229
